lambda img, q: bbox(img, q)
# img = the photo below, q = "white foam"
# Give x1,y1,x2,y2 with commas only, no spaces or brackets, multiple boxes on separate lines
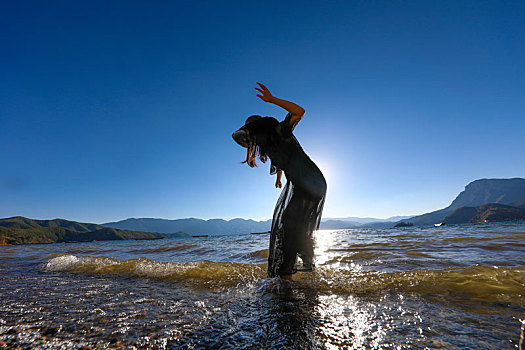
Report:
45,254,80,271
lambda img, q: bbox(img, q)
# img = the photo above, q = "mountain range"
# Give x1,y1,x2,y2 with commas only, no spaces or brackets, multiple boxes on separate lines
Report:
103,217,273,236
104,178,525,234
3,178,524,244
102,216,413,235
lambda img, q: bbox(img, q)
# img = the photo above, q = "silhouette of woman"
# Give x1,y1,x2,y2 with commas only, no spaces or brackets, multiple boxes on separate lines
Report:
232,83,327,280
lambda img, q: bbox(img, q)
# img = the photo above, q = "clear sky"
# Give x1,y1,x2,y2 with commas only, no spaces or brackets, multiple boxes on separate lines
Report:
1,1,524,223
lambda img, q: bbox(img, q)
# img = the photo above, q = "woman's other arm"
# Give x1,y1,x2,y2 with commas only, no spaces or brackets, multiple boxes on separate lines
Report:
275,170,283,188
255,82,305,126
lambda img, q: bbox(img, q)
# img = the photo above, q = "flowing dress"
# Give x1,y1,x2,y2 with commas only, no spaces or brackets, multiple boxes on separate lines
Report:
233,113,326,277
266,113,326,277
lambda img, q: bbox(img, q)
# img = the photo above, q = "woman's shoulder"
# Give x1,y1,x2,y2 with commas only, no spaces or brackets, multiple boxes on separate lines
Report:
280,112,300,133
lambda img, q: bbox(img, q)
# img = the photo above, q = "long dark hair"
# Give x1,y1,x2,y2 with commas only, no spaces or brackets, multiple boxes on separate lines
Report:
240,116,279,168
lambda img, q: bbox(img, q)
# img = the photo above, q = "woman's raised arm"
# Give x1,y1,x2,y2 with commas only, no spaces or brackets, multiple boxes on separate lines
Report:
255,82,305,125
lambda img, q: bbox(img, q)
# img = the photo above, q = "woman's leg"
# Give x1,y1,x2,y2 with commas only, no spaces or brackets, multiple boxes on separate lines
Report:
278,192,304,277
267,181,323,278
293,176,326,271
296,200,316,270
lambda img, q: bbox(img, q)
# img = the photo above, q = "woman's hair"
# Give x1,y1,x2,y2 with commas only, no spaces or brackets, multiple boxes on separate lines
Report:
242,139,265,168
241,116,278,168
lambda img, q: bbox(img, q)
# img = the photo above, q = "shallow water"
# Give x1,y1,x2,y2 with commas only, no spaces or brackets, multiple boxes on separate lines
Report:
1,223,524,349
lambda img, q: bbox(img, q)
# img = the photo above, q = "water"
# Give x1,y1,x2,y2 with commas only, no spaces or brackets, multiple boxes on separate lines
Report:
1,223,524,349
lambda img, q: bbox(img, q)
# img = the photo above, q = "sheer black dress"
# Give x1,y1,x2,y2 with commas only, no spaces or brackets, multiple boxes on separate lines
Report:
233,113,327,277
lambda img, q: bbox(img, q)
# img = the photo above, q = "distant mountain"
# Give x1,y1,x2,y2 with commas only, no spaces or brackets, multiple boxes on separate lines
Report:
394,222,414,228
324,216,412,224
103,217,272,236
405,178,525,226
0,216,161,245
403,208,451,227
104,215,410,235
508,199,525,210
443,203,525,224
319,220,357,230
162,231,192,238
384,216,414,222
103,179,525,233
360,221,397,229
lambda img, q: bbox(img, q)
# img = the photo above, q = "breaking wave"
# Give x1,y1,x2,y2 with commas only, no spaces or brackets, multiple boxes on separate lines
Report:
45,254,265,286
306,264,525,304
44,254,524,304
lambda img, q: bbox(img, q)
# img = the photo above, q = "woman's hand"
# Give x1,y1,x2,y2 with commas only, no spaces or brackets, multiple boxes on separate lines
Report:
255,82,305,120
275,170,283,188
255,82,274,103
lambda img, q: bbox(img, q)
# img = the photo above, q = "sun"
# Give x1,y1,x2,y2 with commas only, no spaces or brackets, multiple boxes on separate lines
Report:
314,158,336,189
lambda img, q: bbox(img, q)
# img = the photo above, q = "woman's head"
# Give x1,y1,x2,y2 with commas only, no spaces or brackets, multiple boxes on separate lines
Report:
232,115,278,167
232,115,262,148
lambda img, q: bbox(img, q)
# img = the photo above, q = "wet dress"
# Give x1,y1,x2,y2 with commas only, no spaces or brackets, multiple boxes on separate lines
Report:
233,113,327,277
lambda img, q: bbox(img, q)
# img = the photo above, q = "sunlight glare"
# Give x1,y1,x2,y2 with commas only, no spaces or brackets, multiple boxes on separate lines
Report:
314,229,338,266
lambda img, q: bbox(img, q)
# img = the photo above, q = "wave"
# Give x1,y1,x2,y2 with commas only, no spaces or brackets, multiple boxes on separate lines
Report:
245,249,269,259
44,255,524,305
405,251,430,257
44,254,265,286
302,265,525,305
445,233,525,243
128,244,198,253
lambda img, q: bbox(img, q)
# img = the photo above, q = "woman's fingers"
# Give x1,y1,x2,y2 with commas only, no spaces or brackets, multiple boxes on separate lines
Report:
255,83,272,101
255,87,268,96
256,82,269,92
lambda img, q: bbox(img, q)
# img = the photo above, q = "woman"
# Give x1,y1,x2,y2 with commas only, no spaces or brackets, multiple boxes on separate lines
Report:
232,83,327,280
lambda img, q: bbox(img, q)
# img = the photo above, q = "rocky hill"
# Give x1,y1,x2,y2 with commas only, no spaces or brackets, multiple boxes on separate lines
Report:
448,178,525,209
442,203,525,224
404,178,525,226
0,216,162,245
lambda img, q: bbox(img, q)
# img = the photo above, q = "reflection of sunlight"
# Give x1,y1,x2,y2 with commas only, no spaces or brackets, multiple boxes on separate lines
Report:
314,229,363,273
315,294,386,349
315,229,336,252
314,230,337,266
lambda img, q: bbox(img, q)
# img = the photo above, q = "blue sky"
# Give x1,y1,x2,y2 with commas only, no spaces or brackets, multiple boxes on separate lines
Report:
1,1,524,223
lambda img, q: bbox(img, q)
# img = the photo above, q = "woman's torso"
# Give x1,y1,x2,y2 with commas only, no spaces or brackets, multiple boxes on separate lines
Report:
266,121,327,200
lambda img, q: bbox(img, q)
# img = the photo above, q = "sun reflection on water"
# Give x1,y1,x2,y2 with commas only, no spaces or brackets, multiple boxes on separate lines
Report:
315,294,387,349
312,230,393,348
314,229,364,274
314,229,338,264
